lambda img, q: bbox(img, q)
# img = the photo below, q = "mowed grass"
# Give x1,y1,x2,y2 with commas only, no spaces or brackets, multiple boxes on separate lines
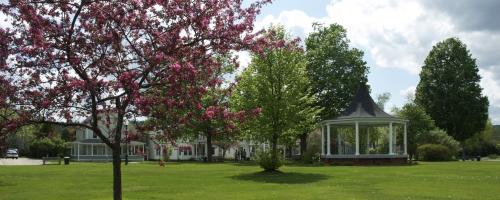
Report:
1,161,500,200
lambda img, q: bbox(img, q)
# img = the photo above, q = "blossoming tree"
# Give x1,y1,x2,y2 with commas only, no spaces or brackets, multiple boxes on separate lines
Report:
0,0,270,199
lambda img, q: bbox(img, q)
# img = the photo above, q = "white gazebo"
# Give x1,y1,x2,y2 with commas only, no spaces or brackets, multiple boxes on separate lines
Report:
320,84,409,164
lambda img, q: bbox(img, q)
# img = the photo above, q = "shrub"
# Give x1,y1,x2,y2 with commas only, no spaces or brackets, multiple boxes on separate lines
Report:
488,154,498,159
29,137,67,158
419,129,460,158
301,144,320,164
464,137,498,157
255,150,283,171
417,144,452,161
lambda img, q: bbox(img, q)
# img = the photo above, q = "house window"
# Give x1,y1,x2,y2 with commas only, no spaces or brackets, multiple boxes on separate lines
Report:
156,148,161,156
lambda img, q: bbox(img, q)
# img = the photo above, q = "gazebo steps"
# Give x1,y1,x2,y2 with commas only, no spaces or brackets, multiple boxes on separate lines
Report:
321,154,408,165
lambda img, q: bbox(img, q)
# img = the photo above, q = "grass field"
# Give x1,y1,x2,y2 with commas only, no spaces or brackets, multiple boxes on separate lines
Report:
1,161,500,200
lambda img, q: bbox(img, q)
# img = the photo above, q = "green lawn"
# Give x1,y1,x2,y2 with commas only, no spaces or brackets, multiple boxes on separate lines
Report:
1,161,500,200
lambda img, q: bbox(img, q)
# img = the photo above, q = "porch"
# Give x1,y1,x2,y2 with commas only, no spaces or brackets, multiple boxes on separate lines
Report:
70,139,145,162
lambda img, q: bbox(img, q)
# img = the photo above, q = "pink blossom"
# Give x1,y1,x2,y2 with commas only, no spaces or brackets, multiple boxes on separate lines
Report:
40,99,50,108
205,109,215,119
155,52,164,63
252,107,262,115
170,63,181,73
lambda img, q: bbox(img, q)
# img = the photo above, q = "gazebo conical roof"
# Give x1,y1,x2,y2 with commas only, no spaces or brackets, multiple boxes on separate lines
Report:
338,84,395,119
324,83,406,124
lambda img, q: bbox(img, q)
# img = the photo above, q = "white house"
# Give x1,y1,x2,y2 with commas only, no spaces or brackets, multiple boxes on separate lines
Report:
70,113,301,162
70,114,145,162
146,131,264,161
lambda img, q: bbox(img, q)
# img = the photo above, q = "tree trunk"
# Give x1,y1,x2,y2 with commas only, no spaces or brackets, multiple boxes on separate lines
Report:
299,132,307,156
112,145,122,200
271,133,278,163
206,133,213,162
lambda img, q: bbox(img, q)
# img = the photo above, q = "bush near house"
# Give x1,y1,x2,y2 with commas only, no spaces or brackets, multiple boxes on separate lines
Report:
301,144,320,164
417,144,453,161
29,137,68,158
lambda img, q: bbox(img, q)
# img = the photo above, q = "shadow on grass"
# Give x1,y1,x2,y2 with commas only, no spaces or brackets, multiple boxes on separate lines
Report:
229,161,259,167
231,171,329,184
0,180,15,187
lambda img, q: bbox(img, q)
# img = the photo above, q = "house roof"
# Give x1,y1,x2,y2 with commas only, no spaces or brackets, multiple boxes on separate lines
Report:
336,83,398,120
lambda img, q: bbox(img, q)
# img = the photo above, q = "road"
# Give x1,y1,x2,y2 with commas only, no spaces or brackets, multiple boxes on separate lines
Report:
0,158,43,165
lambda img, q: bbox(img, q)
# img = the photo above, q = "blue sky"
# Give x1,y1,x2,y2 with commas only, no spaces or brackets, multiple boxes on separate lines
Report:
247,0,500,124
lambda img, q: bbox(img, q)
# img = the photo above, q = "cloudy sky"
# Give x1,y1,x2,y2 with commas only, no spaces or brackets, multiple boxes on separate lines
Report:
248,0,500,124
1,0,498,123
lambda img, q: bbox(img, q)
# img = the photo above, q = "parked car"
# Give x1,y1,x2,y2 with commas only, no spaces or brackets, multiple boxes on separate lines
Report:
5,149,19,159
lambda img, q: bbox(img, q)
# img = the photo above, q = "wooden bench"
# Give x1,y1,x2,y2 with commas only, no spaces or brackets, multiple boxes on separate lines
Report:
42,157,62,165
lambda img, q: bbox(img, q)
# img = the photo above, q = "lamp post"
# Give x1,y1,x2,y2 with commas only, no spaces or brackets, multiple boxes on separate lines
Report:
124,119,129,165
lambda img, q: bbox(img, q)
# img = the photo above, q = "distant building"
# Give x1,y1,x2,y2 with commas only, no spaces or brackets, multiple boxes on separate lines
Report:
70,113,301,162
70,113,145,162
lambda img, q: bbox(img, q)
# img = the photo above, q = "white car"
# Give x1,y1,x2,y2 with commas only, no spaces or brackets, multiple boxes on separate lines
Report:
5,149,18,159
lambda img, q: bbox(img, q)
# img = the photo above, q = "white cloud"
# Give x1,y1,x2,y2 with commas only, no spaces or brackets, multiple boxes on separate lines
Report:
256,0,500,75
0,12,11,28
399,86,416,101
323,0,457,74
255,9,317,38
256,0,500,123
235,51,251,71
479,68,500,108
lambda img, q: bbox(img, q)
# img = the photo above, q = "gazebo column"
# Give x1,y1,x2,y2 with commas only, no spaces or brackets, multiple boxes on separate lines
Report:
327,125,331,155
404,122,408,155
367,128,370,153
389,122,393,155
394,126,397,154
321,125,325,155
355,122,360,155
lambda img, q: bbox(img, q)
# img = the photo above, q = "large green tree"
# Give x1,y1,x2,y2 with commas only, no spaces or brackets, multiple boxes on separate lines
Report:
232,26,319,171
305,23,369,119
395,102,436,160
415,38,489,142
